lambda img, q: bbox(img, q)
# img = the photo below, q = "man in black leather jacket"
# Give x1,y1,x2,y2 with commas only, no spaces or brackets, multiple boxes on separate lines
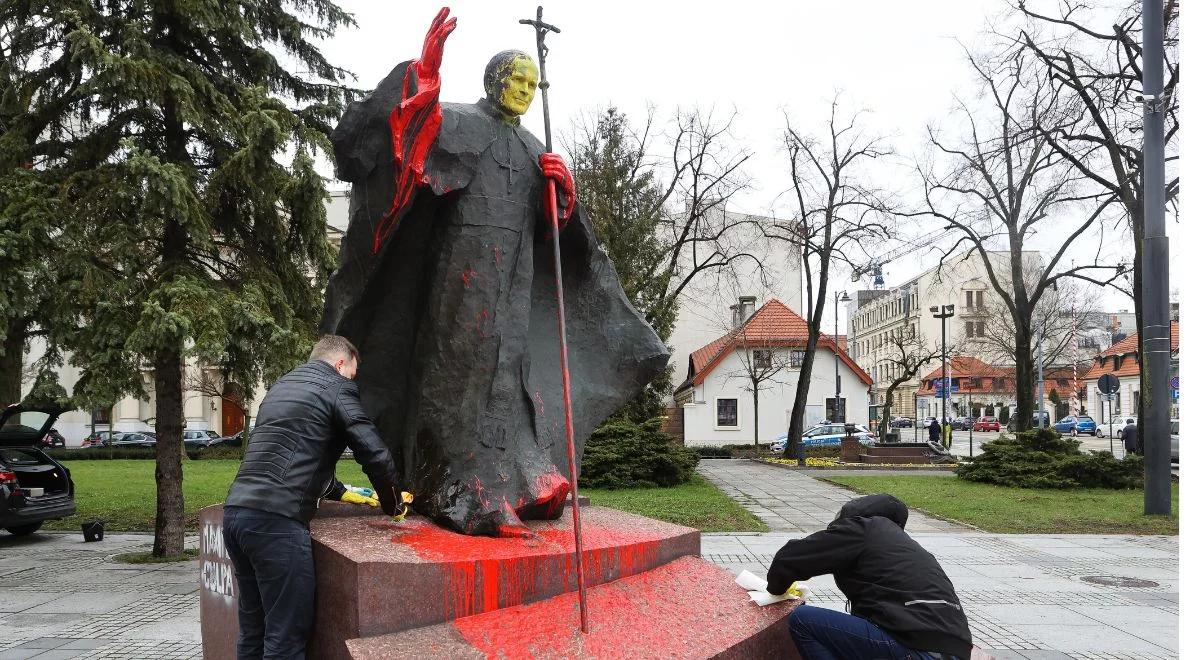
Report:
223,335,403,659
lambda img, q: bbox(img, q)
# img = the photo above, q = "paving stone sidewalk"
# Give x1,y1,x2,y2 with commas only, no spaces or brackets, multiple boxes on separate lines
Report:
0,460,1178,659
0,532,201,659
699,459,1179,659
699,459,973,533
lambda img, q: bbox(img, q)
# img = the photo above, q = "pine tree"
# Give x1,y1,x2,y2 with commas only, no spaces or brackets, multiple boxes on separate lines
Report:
0,3,88,404
567,108,677,422
52,0,355,556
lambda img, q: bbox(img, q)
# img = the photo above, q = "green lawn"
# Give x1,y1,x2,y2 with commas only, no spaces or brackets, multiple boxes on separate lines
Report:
44,459,241,532
822,475,1178,535
581,475,768,533
42,459,765,534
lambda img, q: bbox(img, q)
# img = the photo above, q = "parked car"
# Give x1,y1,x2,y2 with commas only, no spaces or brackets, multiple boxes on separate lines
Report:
1096,416,1137,437
182,430,222,450
40,428,67,449
889,417,913,429
110,432,156,448
1007,411,1050,431
916,417,937,429
1170,418,1179,463
1053,415,1099,437
771,423,878,453
972,417,1001,432
82,430,121,448
0,404,76,536
950,417,975,431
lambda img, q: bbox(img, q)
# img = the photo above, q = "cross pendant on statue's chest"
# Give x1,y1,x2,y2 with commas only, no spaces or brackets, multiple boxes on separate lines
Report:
492,130,525,195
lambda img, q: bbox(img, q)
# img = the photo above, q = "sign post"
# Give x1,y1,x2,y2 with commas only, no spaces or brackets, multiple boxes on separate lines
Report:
1098,374,1120,453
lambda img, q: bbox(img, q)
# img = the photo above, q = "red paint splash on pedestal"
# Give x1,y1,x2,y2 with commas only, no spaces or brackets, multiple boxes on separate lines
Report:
390,513,669,621
447,556,791,659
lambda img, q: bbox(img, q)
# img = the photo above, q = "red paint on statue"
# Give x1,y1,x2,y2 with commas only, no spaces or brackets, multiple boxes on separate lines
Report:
461,268,477,287
493,245,502,266
475,309,490,338
533,390,545,416
374,61,444,254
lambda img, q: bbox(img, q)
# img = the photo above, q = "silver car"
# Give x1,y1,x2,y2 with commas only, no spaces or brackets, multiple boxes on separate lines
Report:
1171,419,1179,463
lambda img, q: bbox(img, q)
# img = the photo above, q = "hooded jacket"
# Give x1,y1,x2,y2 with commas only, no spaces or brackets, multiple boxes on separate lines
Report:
226,360,402,522
767,494,972,659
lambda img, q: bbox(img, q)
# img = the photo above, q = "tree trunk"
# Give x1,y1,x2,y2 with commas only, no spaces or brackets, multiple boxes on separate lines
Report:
152,343,186,557
881,382,900,439
0,326,25,405
752,385,760,450
786,330,822,461
1013,326,1035,432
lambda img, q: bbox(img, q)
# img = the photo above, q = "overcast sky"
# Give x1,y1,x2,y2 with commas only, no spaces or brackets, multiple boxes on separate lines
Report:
317,0,1176,321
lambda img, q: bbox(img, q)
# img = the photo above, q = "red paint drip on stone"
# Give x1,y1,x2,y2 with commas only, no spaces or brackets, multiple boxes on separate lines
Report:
450,557,783,658
392,513,667,621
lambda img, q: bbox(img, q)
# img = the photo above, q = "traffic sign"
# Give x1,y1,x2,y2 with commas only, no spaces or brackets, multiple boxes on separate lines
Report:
1098,373,1120,395
1170,375,1179,390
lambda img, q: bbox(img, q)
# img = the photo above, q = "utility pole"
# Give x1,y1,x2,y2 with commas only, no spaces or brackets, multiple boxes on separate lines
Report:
1142,0,1171,515
968,391,974,458
931,304,955,447
834,291,850,422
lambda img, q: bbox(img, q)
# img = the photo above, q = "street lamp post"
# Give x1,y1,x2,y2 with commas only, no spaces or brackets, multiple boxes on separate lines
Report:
931,305,955,446
833,291,851,423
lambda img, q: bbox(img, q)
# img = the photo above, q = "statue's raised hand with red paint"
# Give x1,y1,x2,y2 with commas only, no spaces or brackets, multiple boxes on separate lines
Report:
414,7,456,85
540,152,576,228
373,8,456,253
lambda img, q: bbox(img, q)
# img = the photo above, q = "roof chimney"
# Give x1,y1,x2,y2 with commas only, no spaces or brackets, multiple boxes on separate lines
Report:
738,296,757,324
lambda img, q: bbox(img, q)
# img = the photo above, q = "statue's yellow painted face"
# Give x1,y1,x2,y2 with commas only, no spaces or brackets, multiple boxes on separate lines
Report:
497,57,538,118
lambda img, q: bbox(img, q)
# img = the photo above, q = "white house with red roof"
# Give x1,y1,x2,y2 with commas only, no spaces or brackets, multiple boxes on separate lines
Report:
1082,321,1179,423
673,299,871,447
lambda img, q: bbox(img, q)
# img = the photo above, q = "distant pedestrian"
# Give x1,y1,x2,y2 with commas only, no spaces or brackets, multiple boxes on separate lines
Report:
1121,418,1139,456
928,418,941,444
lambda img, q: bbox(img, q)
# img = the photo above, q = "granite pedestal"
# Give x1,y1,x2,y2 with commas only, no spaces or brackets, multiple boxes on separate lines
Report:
199,502,798,659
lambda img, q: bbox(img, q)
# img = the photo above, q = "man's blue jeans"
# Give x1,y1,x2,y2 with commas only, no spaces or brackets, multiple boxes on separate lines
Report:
222,506,315,660
788,604,940,660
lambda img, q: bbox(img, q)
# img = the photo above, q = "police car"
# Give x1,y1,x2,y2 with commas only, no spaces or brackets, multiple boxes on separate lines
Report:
771,423,877,453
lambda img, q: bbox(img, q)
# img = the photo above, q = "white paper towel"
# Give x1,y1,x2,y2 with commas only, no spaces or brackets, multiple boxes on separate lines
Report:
735,570,808,607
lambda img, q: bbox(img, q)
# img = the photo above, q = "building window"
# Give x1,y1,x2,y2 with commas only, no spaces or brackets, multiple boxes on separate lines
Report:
91,407,112,424
790,350,804,368
716,399,739,427
753,350,772,369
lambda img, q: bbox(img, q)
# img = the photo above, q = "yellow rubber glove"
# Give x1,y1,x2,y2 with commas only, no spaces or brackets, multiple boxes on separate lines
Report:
340,490,380,507
785,582,808,600
392,491,415,522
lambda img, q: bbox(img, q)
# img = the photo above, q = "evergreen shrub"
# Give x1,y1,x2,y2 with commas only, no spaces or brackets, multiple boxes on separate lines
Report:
581,418,700,488
957,427,1142,489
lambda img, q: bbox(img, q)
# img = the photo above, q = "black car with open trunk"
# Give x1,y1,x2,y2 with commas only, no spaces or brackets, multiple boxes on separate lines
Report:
0,404,77,536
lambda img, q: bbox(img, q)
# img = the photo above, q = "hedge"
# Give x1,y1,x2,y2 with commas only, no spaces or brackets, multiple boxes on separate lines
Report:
45,447,244,461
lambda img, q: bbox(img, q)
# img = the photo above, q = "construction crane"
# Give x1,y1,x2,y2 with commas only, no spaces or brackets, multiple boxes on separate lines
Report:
850,232,949,289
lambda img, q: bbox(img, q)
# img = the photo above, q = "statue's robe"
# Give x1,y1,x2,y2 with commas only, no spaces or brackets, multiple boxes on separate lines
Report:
321,62,670,536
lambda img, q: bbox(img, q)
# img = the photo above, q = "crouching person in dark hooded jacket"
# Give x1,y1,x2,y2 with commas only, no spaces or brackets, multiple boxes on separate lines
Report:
767,494,973,660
